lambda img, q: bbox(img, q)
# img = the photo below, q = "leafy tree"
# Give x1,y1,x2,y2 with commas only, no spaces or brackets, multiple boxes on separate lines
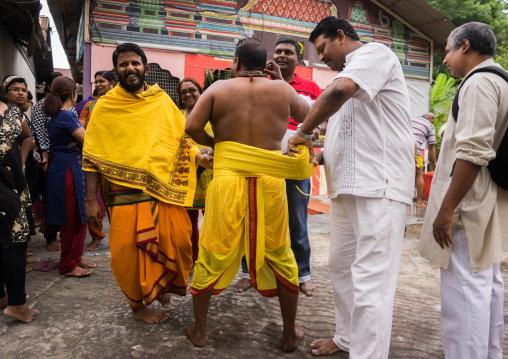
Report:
426,0,508,76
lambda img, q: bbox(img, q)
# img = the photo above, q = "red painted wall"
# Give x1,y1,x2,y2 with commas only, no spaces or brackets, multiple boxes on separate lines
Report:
184,54,315,87
184,54,234,87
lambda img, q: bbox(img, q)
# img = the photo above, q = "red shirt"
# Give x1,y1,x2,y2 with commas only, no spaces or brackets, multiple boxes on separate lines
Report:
287,73,323,130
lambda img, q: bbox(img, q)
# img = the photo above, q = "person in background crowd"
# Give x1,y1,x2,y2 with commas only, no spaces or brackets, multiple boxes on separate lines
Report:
177,77,213,263
20,90,41,246
0,73,39,322
412,112,437,207
419,22,507,359
31,72,68,252
2,76,38,270
42,76,95,277
78,70,117,251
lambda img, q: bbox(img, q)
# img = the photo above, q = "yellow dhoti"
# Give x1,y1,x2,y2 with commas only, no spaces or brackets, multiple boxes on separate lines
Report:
108,191,192,308
190,141,315,297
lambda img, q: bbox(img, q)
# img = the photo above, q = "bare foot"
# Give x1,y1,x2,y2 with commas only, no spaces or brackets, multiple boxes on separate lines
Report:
26,257,37,264
185,324,206,347
282,324,305,352
26,267,33,273
0,296,7,309
310,338,343,356
26,251,34,256
131,306,169,324
299,281,316,297
46,242,60,252
27,246,37,252
3,304,40,323
85,239,101,251
158,293,170,308
234,278,252,293
62,266,93,277
77,260,96,268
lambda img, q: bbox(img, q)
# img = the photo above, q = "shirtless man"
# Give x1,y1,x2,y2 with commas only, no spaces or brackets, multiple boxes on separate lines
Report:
185,37,315,352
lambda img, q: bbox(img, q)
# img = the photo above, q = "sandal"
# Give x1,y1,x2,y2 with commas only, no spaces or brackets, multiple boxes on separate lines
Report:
33,258,51,271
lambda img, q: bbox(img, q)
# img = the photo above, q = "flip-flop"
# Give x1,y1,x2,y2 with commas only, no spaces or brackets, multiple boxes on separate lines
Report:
40,259,60,272
33,258,51,271
46,260,60,271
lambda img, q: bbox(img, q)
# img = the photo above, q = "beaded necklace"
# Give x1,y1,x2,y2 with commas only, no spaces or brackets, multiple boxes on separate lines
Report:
236,71,266,82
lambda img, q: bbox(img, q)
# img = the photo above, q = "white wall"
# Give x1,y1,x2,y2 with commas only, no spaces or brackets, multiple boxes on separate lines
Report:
406,78,431,117
0,23,37,97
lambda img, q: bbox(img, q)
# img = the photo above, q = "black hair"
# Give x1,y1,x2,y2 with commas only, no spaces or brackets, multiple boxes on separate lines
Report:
47,72,63,87
27,90,33,101
95,70,116,83
275,38,302,56
309,16,360,43
3,75,27,91
234,37,267,72
113,43,147,68
449,22,496,56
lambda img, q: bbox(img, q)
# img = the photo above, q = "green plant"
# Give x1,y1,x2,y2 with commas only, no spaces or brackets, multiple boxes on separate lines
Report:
430,73,458,153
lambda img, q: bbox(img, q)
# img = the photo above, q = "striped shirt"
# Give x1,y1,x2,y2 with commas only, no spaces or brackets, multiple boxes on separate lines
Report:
412,116,436,155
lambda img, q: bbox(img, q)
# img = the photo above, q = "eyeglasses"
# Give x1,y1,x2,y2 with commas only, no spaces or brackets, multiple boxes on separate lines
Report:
7,87,27,93
180,88,198,96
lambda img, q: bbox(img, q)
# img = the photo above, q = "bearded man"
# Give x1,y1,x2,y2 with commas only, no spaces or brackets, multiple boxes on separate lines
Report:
84,43,212,324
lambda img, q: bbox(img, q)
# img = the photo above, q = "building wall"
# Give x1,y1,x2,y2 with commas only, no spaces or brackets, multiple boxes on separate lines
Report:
0,23,37,97
85,0,432,111
88,0,431,79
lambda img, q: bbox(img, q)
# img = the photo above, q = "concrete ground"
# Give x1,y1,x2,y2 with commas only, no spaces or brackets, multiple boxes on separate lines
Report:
1,214,508,359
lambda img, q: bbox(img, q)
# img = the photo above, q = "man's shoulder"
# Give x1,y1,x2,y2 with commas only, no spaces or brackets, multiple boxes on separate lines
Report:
466,64,508,89
349,42,398,67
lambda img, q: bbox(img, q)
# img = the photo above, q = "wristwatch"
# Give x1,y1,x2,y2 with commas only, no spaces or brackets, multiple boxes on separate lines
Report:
296,123,314,140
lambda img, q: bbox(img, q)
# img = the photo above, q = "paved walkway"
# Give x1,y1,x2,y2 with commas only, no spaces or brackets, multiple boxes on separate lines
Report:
1,218,507,358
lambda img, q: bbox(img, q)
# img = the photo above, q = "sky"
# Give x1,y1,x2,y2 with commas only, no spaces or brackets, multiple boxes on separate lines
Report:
40,0,71,69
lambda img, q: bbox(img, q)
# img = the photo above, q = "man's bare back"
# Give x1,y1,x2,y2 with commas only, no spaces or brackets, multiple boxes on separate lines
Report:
186,77,310,150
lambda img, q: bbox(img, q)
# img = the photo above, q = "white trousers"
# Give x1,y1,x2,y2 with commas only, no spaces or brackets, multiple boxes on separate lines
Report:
329,195,409,359
441,228,504,359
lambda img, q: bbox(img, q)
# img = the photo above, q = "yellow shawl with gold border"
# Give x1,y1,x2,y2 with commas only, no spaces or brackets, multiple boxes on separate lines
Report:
83,84,198,207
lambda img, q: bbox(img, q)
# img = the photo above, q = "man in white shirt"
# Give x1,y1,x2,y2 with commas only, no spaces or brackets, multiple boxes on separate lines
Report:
288,16,414,358
418,22,508,359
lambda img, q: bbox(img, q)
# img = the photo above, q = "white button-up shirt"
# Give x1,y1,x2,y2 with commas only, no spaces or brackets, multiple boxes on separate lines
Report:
324,42,414,205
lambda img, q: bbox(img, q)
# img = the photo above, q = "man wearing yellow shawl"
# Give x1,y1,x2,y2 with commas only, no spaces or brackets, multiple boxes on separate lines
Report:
185,38,316,352
83,43,212,324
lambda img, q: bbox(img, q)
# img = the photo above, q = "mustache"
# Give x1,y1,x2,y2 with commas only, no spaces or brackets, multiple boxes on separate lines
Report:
122,70,142,78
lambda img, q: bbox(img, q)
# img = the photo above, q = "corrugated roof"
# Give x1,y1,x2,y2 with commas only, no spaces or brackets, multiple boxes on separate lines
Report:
375,0,456,46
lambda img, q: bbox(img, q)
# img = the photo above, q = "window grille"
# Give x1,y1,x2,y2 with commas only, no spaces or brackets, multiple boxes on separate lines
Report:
145,63,180,104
